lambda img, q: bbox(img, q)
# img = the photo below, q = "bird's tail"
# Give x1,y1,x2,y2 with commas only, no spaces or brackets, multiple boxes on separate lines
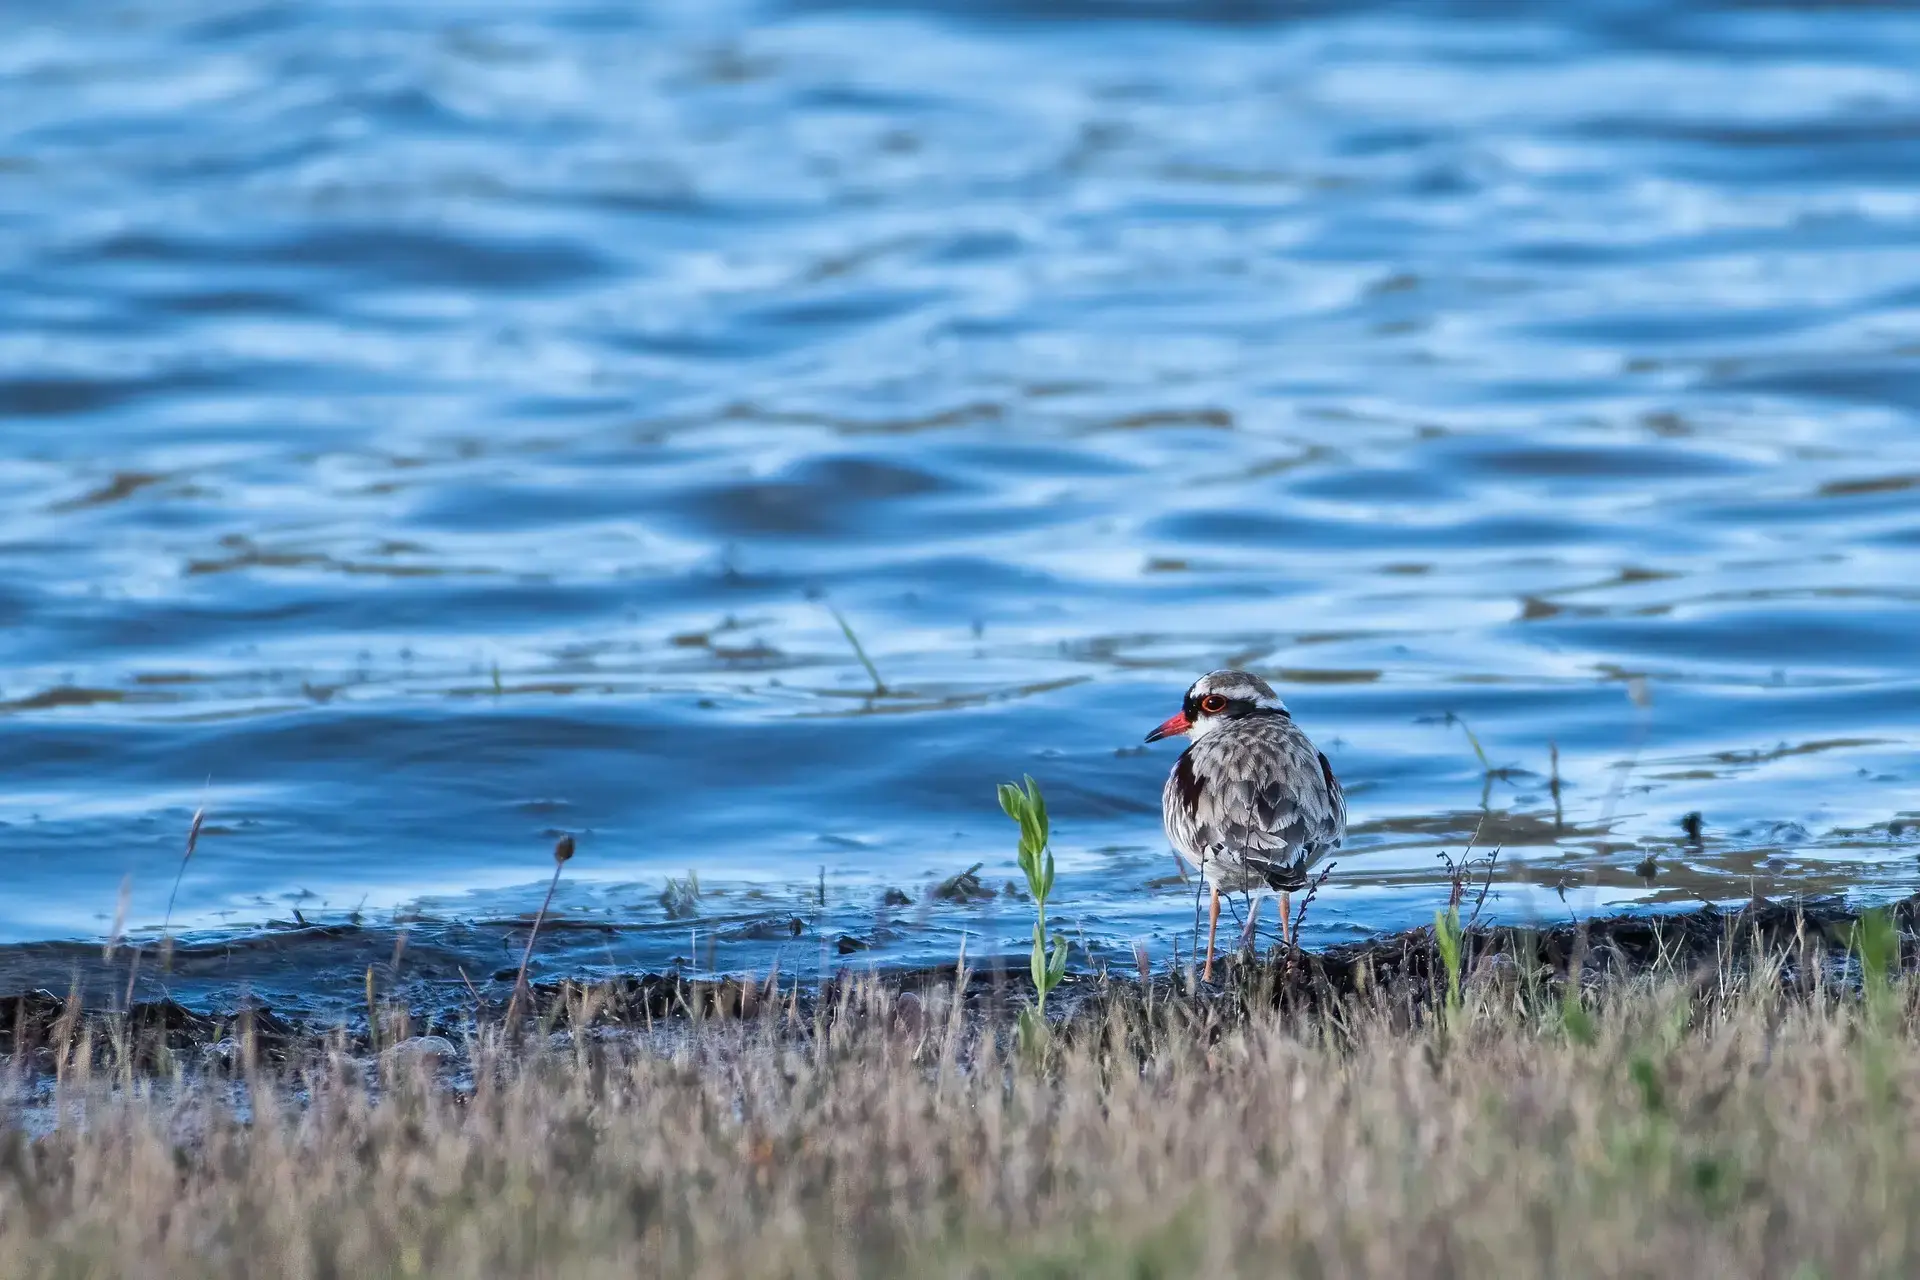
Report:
1254,858,1310,893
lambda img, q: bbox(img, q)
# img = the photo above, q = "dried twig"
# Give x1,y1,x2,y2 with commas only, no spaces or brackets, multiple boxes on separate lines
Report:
457,966,482,1010
159,807,206,972
1286,862,1337,978
1467,848,1501,931
1548,741,1564,830
505,836,576,1029
1438,844,1501,927
104,874,131,963
1443,851,1470,913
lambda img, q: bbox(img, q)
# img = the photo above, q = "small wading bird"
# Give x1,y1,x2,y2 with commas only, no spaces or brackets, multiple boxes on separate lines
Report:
1146,670,1346,982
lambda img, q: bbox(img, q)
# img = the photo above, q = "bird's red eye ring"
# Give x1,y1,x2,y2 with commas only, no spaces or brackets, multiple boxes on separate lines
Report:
1199,694,1228,714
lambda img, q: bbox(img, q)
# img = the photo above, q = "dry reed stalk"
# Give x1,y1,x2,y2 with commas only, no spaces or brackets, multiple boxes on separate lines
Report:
504,835,575,1029
158,806,206,972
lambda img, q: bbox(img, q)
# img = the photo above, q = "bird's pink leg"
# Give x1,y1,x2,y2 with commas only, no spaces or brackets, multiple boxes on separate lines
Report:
1279,891,1292,948
1203,887,1220,983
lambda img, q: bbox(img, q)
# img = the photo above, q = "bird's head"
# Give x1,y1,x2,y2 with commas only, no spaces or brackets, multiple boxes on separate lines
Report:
1144,669,1286,744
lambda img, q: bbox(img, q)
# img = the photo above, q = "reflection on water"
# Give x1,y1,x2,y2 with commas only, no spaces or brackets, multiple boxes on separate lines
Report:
1,1,1919,989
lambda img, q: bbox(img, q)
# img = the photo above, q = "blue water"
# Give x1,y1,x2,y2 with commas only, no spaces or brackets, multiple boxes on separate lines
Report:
3,0,1919,991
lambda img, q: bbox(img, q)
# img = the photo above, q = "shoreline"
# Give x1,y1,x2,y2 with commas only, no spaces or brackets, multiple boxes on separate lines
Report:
4,890,1907,1079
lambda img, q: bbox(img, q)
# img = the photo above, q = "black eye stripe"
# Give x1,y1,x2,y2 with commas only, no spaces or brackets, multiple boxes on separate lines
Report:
1185,686,1281,717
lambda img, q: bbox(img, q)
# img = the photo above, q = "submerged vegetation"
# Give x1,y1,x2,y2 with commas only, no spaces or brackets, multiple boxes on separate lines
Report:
6,902,1920,1276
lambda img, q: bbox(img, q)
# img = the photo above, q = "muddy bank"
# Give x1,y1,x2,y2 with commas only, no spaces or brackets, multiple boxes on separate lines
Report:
4,892,1912,1081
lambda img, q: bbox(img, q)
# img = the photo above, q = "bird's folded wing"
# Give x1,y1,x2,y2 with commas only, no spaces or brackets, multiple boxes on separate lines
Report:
1194,740,1344,873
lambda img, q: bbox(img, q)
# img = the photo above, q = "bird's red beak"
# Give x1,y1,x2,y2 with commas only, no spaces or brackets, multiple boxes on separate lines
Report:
1145,711,1190,744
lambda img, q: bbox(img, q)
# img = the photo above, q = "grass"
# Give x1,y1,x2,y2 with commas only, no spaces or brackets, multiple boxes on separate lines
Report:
823,601,886,696
7,910,1920,1277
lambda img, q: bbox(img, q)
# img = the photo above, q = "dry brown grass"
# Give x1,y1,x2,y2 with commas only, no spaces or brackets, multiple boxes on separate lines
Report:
5,948,1920,1279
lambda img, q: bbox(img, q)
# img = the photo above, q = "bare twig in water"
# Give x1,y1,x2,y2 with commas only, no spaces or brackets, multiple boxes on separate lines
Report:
161,807,205,936
505,835,576,1029
823,602,887,696
1598,676,1654,831
1549,741,1564,831
159,806,206,971
1553,875,1578,928
104,874,131,963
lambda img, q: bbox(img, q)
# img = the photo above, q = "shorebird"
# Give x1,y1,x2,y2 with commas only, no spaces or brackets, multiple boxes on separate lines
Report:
1146,670,1346,982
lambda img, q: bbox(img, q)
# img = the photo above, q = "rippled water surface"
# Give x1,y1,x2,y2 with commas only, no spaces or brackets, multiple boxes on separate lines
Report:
4,0,1919,993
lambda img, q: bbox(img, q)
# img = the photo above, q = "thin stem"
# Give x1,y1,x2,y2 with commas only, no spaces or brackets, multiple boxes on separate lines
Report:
505,862,565,1029
161,807,206,938
825,603,886,695
159,807,207,974
1286,862,1336,980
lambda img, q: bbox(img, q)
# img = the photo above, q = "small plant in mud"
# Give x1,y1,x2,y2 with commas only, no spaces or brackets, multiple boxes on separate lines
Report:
1433,905,1465,1025
997,775,1068,1051
1431,845,1497,1035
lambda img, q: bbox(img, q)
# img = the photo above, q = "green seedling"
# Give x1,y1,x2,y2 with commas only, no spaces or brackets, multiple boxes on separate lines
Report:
1852,907,1898,1030
1434,906,1465,1024
998,775,1068,1053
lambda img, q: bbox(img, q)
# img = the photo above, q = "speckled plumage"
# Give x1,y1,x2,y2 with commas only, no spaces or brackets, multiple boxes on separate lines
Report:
1157,673,1346,899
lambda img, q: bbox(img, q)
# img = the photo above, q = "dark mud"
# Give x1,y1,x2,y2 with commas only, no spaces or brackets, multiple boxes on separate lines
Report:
4,893,1911,1083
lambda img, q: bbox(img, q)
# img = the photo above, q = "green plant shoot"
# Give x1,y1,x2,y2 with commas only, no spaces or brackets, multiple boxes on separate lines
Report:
1434,907,1464,1021
998,775,1068,1038
1852,907,1898,1030
1851,907,1901,1111
1561,972,1597,1047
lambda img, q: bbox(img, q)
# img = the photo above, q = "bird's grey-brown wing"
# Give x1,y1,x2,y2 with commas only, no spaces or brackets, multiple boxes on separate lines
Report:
1168,718,1345,888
